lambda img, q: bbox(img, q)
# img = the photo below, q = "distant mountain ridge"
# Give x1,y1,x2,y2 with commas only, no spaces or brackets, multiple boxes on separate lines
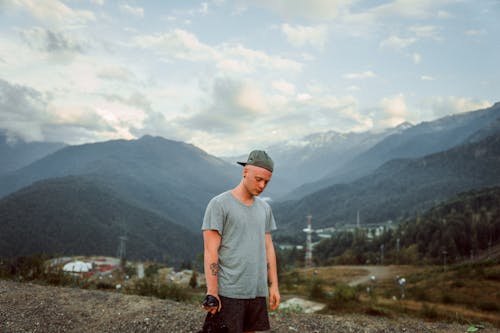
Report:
281,102,500,199
0,132,66,176
0,135,240,231
0,176,200,263
273,130,500,236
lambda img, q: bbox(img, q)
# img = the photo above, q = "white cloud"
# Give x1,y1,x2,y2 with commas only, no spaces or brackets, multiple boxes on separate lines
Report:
343,71,376,80
120,4,144,18
421,96,492,119
133,29,302,73
250,0,352,20
0,78,114,143
97,66,135,82
182,78,269,135
409,25,441,40
3,0,96,26
281,24,328,50
356,0,446,22
412,52,422,64
199,2,209,15
19,27,85,54
133,29,215,61
437,10,451,19
421,75,434,81
272,79,296,96
465,29,484,37
380,35,416,50
379,94,408,127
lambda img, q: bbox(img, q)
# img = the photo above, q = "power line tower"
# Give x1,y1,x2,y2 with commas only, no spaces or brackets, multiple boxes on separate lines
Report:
117,236,128,268
303,215,313,267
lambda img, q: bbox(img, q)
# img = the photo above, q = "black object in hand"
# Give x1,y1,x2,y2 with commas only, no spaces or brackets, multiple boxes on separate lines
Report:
202,294,219,308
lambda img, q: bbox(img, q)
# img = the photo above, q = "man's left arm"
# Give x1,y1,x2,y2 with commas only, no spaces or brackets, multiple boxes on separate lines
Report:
265,232,280,311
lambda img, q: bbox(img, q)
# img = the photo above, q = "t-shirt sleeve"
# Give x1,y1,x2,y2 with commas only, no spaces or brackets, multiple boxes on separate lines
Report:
201,198,224,234
266,205,277,233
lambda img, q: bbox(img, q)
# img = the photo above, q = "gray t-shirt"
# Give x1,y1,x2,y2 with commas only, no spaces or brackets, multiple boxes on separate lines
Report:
201,190,277,299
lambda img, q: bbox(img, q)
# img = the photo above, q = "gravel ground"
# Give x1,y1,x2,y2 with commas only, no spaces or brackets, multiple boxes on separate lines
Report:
0,280,498,333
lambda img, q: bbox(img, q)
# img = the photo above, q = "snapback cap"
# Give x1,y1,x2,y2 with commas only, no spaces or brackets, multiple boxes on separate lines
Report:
237,150,274,172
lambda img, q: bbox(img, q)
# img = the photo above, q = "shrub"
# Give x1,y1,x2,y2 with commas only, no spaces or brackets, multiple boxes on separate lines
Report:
451,280,465,288
132,277,190,302
327,283,360,310
43,269,73,286
189,271,198,289
477,302,500,312
420,304,438,320
408,286,430,301
157,283,190,302
441,292,455,304
278,304,304,315
309,278,327,300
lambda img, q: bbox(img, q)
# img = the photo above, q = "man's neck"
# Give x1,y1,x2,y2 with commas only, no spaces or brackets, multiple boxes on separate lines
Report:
231,183,254,205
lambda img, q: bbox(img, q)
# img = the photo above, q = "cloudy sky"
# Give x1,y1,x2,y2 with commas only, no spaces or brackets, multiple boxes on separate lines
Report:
0,0,498,156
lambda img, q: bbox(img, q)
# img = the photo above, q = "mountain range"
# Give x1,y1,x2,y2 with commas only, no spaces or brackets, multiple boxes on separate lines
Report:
273,129,500,237
1,102,499,259
275,102,500,199
0,135,240,232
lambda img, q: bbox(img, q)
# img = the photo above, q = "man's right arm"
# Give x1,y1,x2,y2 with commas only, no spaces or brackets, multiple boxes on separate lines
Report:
203,229,222,313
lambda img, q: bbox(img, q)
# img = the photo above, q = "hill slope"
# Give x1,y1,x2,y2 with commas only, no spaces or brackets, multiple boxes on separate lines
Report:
274,131,500,234
289,102,500,198
0,176,201,263
0,280,476,332
0,135,240,231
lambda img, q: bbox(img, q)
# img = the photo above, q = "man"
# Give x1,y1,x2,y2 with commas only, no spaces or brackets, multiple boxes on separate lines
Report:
201,150,280,333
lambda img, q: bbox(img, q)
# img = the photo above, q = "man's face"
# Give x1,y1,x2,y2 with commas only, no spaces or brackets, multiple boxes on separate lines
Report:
243,165,272,196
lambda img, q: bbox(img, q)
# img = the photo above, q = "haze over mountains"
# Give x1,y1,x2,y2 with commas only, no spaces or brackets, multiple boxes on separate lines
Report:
273,102,500,199
0,131,65,176
1,102,499,260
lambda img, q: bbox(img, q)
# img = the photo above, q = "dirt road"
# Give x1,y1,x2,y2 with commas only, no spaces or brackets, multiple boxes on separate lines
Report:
345,265,394,286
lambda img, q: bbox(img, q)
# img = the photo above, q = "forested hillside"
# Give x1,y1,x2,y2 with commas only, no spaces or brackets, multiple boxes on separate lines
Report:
313,186,500,265
0,176,201,264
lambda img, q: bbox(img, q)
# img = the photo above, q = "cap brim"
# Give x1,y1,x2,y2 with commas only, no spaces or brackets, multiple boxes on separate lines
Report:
237,162,247,167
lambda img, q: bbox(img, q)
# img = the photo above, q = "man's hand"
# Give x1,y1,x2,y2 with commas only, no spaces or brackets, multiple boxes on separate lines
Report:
269,286,280,311
202,294,222,314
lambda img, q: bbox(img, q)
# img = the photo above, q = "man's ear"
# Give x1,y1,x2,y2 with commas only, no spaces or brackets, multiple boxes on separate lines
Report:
243,166,248,178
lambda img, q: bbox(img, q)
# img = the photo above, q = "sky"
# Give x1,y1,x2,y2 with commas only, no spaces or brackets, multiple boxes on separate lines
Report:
0,0,498,156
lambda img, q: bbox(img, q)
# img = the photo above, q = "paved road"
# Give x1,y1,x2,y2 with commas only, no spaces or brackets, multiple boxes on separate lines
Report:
345,265,393,286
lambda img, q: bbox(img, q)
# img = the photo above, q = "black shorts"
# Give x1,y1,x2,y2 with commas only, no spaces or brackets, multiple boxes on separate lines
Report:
203,295,270,332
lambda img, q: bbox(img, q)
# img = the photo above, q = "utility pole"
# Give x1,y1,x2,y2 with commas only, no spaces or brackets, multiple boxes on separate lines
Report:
304,215,313,267
118,236,128,269
380,244,384,265
396,238,400,265
442,248,448,272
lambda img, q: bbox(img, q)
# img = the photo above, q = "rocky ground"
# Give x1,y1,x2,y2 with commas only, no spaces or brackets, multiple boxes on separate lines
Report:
0,280,498,333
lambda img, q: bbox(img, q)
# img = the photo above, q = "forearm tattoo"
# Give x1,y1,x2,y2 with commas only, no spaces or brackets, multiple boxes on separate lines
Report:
209,262,219,276
267,262,272,287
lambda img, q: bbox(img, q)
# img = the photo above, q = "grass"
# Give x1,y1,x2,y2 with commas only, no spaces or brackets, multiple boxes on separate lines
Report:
281,260,500,327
